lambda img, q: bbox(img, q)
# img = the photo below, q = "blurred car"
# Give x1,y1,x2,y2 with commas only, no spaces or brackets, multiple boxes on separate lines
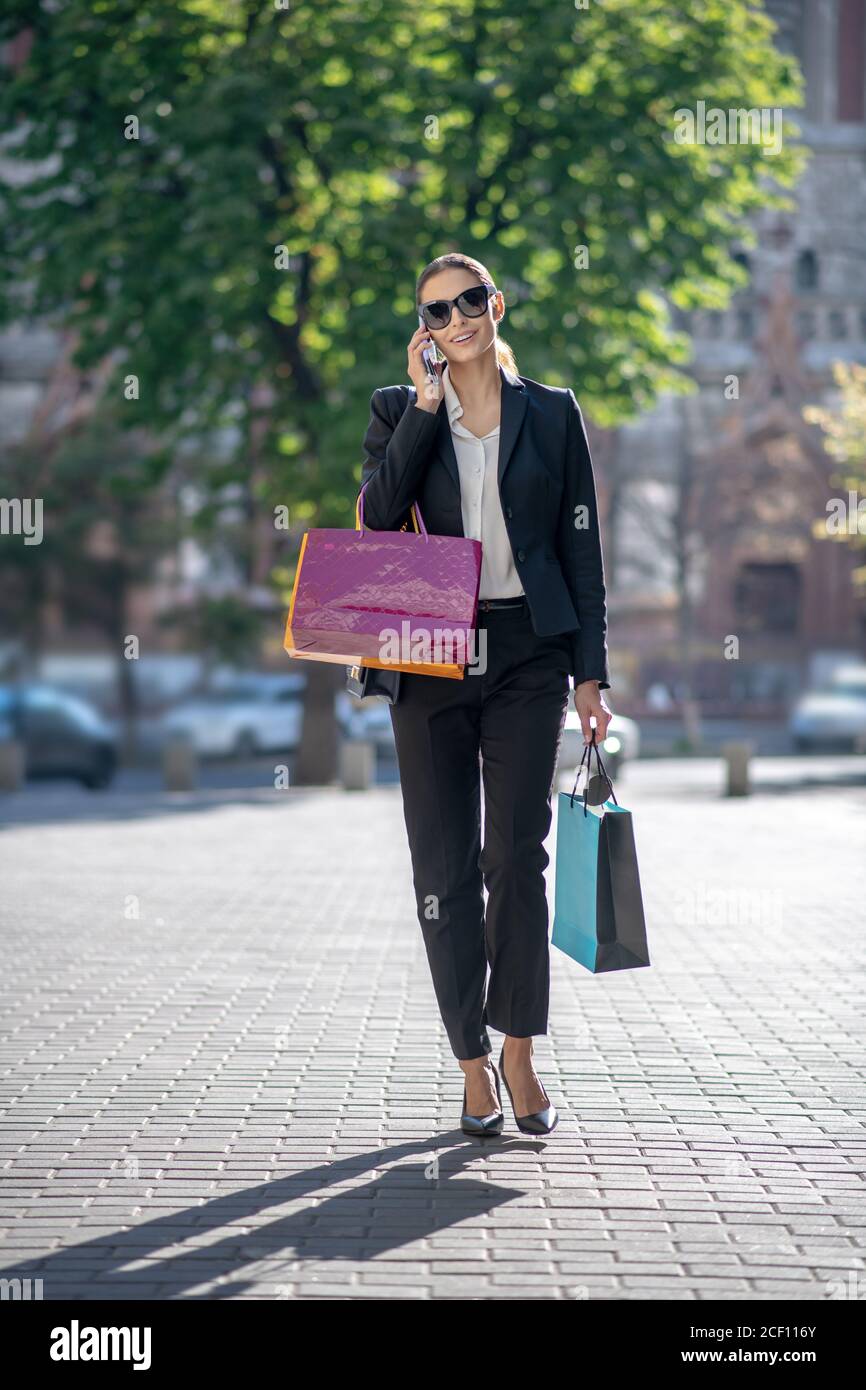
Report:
0,684,118,788
557,708,640,781
160,674,306,757
789,665,866,752
336,689,396,751
336,690,640,774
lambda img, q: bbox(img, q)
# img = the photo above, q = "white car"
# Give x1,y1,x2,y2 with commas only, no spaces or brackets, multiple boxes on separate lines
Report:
789,666,866,752
557,709,640,781
161,674,306,758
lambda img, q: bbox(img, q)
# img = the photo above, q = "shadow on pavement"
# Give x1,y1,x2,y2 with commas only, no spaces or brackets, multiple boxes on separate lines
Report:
0,1136,542,1300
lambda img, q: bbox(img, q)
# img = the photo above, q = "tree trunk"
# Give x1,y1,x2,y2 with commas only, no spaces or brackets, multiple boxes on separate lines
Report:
110,571,139,765
678,602,703,751
293,659,343,785
674,441,702,752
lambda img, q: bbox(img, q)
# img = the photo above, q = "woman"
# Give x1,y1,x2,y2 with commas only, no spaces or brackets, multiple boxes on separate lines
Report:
359,253,612,1136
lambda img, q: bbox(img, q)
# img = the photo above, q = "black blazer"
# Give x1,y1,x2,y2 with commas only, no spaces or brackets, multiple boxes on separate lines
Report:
359,363,610,690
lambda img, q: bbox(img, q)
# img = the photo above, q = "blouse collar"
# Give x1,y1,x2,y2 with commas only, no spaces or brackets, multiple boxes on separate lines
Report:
441,361,501,438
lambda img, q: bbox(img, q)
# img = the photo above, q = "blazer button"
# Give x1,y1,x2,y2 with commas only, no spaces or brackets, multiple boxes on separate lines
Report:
517,548,526,562
505,506,513,518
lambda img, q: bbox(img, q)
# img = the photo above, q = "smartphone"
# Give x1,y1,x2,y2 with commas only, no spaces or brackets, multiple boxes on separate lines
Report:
418,313,440,383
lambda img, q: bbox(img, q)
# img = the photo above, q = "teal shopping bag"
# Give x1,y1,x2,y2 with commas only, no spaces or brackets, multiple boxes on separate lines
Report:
552,785,651,975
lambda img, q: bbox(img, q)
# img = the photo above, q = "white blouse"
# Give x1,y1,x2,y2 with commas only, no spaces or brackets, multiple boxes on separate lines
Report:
441,363,524,601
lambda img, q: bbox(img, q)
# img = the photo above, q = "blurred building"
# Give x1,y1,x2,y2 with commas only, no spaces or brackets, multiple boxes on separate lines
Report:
607,0,866,718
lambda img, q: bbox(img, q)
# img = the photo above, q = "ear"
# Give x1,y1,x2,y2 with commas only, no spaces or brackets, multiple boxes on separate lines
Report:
491,290,505,324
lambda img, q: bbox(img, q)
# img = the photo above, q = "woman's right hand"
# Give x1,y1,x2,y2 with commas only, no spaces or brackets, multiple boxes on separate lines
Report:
408,325,444,411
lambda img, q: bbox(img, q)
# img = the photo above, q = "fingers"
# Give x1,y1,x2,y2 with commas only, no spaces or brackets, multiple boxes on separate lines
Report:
579,708,593,744
594,705,612,742
408,327,444,404
408,329,432,364
576,697,611,745
409,342,440,377
409,338,436,367
408,324,435,357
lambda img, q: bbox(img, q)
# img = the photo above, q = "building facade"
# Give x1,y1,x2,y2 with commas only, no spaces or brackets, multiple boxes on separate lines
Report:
607,0,866,718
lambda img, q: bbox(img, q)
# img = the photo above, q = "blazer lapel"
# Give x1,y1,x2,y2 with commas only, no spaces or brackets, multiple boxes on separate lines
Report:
435,407,461,493
419,362,528,498
497,364,528,488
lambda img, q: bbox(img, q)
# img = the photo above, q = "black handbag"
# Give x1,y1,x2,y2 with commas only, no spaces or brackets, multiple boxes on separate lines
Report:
345,664,402,704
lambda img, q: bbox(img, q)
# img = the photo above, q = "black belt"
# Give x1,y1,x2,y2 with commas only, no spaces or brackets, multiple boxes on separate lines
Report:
477,597,527,611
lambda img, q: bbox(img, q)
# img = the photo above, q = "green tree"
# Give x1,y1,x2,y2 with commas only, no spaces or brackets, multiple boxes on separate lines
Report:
158,594,267,682
0,406,181,752
0,0,805,776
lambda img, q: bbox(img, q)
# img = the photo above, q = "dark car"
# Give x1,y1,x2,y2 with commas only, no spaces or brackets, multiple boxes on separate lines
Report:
0,684,118,789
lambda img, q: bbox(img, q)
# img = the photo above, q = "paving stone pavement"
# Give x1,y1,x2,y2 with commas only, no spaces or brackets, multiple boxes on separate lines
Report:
1,758,865,1302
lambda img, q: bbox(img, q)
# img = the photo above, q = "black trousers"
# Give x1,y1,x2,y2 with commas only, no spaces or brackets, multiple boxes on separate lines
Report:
389,600,572,1060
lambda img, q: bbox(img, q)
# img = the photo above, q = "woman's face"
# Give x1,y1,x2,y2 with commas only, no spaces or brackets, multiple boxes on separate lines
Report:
418,269,504,367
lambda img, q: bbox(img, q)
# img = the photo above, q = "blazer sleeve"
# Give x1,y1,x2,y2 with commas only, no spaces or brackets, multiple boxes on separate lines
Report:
556,389,611,691
359,387,443,530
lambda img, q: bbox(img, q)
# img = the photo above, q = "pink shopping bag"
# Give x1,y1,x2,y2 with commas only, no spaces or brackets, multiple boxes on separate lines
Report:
284,486,482,679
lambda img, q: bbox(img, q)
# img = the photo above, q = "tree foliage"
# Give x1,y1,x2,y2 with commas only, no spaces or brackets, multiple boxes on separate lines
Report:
0,0,805,543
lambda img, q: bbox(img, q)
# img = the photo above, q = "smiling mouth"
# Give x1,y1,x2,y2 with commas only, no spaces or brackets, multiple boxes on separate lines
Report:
451,329,477,345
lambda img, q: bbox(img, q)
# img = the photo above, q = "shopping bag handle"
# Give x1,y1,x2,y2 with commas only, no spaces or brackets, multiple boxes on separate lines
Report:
569,726,619,817
355,483,428,540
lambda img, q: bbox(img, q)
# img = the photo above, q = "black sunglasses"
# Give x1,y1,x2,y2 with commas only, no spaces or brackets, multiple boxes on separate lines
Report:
418,283,497,331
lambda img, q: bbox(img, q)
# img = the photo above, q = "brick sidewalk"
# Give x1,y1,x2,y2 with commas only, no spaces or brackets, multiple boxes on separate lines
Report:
0,763,865,1300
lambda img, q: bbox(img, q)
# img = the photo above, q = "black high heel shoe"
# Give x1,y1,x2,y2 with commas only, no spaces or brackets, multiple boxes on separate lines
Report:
499,1044,558,1135
460,1059,504,1137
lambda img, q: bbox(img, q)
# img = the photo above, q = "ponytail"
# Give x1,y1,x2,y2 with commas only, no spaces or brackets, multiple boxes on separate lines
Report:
495,335,518,375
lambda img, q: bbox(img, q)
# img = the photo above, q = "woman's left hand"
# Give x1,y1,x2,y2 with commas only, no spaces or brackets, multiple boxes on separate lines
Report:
574,679,612,744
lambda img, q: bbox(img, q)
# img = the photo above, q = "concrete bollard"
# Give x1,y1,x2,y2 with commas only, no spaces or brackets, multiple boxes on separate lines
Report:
722,742,752,797
162,734,198,792
340,739,375,791
0,739,26,792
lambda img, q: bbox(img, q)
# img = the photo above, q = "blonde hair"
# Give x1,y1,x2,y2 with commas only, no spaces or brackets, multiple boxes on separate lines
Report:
416,252,518,374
